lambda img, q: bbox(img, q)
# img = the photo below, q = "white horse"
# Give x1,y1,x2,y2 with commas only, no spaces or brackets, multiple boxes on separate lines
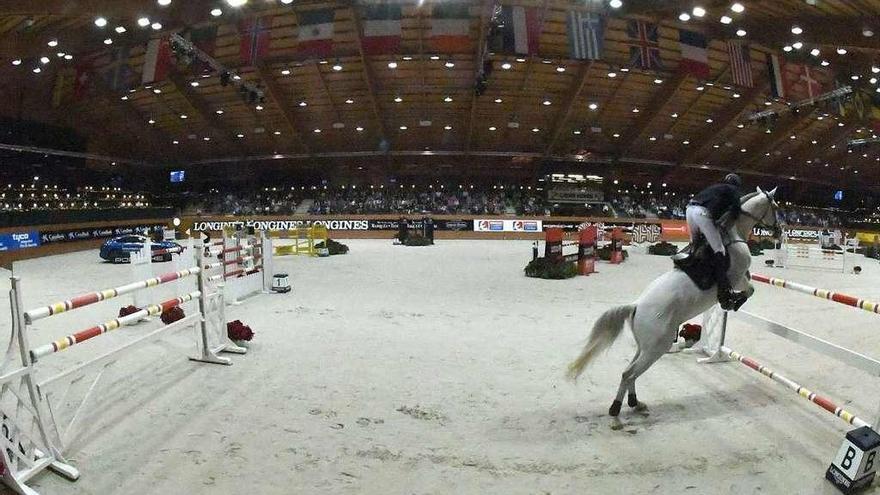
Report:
567,186,780,429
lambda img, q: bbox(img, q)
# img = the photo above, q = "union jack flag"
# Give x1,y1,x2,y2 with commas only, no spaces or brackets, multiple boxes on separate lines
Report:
626,20,662,70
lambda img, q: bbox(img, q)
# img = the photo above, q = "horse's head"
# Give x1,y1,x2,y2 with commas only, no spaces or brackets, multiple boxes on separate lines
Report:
740,186,781,238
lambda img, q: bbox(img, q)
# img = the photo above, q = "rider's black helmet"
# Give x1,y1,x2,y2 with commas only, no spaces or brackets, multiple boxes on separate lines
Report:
723,173,742,187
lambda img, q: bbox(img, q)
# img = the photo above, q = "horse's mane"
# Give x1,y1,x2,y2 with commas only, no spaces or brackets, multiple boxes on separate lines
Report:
739,191,760,205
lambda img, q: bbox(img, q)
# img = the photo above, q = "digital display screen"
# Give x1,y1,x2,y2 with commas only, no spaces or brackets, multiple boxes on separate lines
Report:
834,190,843,201
170,170,185,183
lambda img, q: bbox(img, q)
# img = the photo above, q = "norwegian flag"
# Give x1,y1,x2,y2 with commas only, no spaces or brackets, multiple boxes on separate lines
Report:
239,17,272,67
626,20,662,70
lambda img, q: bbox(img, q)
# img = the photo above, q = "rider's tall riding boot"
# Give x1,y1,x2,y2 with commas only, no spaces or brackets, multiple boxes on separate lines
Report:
713,252,736,311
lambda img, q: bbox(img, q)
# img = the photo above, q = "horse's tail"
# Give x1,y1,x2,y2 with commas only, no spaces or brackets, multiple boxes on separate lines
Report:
566,304,636,381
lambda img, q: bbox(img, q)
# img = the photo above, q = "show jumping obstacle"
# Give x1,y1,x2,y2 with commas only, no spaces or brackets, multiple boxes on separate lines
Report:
1,252,249,495
273,224,329,257
207,229,274,305
774,232,848,273
543,226,597,276
686,272,880,431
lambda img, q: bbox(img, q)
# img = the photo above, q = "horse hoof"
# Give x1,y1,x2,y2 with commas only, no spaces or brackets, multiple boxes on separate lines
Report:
634,402,649,414
609,400,622,417
610,417,624,430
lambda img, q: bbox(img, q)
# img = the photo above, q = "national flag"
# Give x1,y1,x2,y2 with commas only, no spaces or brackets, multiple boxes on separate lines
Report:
103,46,135,92
625,20,662,70
766,53,784,98
142,37,171,84
298,9,335,57
678,29,709,79
362,4,401,55
239,16,272,66
74,63,94,100
430,3,470,53
52,67,75,108
782,62,827,101
566,11,604,60
727,41,753,88
491,5,540,56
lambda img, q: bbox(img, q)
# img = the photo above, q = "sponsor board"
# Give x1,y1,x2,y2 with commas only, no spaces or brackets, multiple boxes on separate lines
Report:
39,224,164,245
473,219,542,232
752,226,829,241
192,218,475,232
541,220,663,244
0,231,41,251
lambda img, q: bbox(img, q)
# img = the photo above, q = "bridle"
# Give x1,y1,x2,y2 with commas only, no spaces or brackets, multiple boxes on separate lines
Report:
740,189,780,237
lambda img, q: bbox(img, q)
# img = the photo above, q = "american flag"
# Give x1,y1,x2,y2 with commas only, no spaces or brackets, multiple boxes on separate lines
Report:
626,20,662,70
727,41,753,88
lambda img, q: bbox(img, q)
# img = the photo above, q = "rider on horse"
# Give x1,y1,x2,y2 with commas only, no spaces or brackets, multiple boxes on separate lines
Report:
686,173,743,310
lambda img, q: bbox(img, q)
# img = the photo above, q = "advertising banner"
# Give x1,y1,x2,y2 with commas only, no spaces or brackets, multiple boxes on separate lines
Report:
473,219,542,232
0,231,40,251
39,224,164,245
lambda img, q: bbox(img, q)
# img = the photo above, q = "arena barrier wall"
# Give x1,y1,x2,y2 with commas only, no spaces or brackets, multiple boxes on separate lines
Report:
685,273,880,431
0,256,246,495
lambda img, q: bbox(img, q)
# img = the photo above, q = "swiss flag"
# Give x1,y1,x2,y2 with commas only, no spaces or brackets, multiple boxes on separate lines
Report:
782,63,829,101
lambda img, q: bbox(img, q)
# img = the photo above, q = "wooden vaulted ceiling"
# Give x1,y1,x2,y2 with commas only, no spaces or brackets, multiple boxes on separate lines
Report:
1,0,880,189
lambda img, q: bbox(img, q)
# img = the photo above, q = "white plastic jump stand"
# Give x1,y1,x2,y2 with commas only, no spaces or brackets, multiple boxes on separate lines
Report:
190,240,246,365
682,305,733,364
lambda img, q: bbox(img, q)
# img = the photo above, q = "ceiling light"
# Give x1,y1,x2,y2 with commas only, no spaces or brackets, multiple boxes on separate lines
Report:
542,100,552,106
516,57,526,63
445,61,455,68
489,126,496,131
872,78,878,84
649,136,657,141
791,26,802,35
720,15,732,24
216,110,224,114
444,96,453,102
64,54,73,60
873,66,880,74
737,123,744,128
190,81,199,87
394,96,402,103
173,140,179,144
732,93,741,98
494,98,503,103
138,17,150,27
783,45,792,52
837,47,847,54
39,56,49,64
274,131,281,135
731,3,744,13
152,88,161,94
613,133,620,138
609,0,623,8
345,98,354,104
692,6,706,17
203,137,210,141
255,105,263,110
531,128,540,132
736,29,746,37
654,78,663,84
706,118,713,123
589,103,598,110
299,101,307,107
236,133,244,138
556,66,566,73
180,114,188,119
94,17,108,27
399,125,407,130
632,108,640,113
151,22,162,30
863,28,874,37
332,63,342,71
810,48,820,56
158,0,171,5
281,69,290,75
11,59,21,66
821,60,830,66
740,148,746,152
839,122,845,127
47,39,58,47
792,42,803,50
501,62,512,70
314,128,321,133
430,55,440,60
226,0,248,6
852,75,860,81
32,67,41,74
620,67,630,72
696,85,705,91
115,26,126,34
356,126,364,132
211,8,222,16
679,13,691,21
444,125,452,130
387,61,397,69
607,71,617,78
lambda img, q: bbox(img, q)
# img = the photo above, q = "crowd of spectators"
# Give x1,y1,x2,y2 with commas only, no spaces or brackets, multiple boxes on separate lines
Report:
180,185,848,228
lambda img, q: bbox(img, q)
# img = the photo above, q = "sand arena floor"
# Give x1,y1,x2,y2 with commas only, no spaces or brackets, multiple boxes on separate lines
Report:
1,239,880,495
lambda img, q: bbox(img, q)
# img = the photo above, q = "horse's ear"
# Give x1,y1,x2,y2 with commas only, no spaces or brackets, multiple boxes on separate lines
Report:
768,186,778,198
756,186,764,195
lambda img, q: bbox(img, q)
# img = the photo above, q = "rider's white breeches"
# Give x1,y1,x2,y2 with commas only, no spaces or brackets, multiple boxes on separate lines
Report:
686,205,725,254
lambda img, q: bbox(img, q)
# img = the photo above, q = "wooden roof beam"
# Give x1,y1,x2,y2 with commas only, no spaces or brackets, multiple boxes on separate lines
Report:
350,1,390,148
256,64,309,154
775,119,857,175
613,72,688,157
465,0,495,153
733,109,817,172
544,61,593,157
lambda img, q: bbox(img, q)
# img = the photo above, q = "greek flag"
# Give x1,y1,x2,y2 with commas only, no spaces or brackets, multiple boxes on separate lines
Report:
567,11,604,60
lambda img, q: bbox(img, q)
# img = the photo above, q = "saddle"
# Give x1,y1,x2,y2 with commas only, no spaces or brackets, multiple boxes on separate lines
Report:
672,236,727,291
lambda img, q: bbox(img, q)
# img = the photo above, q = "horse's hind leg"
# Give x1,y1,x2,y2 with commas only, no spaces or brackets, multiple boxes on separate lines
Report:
624,338,672,415
609,349,641,430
